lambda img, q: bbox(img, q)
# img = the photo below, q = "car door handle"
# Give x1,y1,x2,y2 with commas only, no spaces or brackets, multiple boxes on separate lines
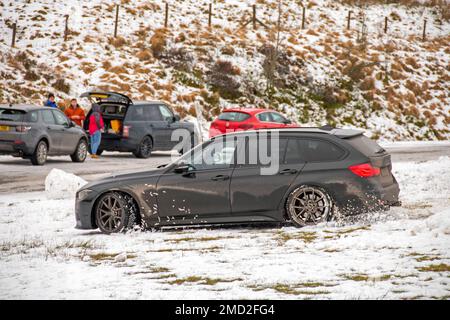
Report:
211,175,230,181
278,169,298,175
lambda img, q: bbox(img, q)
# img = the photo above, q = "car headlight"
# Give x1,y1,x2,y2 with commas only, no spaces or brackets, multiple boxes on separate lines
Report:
77,189,94,201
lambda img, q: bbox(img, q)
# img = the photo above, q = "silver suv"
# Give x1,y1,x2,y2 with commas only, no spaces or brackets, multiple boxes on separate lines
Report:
0,104,88,165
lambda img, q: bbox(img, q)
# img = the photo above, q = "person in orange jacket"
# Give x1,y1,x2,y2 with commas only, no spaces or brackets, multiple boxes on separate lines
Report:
65,98,86,127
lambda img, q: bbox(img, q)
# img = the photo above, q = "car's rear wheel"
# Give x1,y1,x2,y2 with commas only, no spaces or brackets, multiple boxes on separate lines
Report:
286,186,334,227
133,136,153,158
71,139,88,162
30,140,48,166
95,192,140,234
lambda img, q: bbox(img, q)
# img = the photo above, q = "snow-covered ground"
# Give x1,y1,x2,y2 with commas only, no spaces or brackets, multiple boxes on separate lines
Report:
0,156,449,299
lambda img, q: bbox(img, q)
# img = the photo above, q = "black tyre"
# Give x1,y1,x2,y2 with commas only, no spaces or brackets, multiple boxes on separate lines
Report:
133,136,153,158
95,192,140,234
71,139,88,162
286,185,335,227
30,140,48,166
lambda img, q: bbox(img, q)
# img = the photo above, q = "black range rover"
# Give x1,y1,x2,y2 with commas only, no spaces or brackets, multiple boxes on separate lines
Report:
82,92,198,158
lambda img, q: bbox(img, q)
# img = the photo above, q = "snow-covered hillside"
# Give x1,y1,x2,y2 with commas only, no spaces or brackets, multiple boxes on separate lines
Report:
0,155,449,299
0,0,449,141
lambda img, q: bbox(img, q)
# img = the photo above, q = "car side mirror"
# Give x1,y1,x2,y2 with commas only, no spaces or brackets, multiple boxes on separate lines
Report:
174,164,190,174
68,121,76,128
173,164,195,176
283,119,292,124
173,114,180,122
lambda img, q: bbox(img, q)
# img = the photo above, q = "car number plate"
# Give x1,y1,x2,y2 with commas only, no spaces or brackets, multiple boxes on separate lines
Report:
0,125,10,131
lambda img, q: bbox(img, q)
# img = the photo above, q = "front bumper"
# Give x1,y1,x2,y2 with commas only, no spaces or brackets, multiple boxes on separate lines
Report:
75,197,97,230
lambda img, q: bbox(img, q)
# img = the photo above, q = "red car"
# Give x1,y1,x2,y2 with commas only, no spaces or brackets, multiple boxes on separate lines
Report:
209,108,298,137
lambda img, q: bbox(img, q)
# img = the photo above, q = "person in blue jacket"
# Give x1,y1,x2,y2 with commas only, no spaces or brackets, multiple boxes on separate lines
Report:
44,93,57,108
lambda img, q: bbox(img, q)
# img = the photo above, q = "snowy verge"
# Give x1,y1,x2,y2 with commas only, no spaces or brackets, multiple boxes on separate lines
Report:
0,157,449,299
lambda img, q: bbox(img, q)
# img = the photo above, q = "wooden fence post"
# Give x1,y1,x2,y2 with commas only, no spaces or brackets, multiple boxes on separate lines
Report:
165,3,169,28
64,15,69,41
302,6,306,29
208,3,212,28
114,5,119,37
11,22,17,47
422,19,427,41
347,10,352,29
384,16,388,33
253,4,257,30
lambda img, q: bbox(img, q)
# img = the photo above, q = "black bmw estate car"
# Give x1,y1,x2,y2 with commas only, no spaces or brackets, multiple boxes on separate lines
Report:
75,128,401,234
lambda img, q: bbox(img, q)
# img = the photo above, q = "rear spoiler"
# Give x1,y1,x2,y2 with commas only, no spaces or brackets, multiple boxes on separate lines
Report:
331,128,364,139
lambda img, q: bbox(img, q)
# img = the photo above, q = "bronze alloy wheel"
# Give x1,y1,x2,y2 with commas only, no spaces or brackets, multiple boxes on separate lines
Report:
95,193,127,234
286,186,333,226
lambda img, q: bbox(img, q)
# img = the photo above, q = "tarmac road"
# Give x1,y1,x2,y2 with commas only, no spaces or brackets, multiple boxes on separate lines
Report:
0,141,449,194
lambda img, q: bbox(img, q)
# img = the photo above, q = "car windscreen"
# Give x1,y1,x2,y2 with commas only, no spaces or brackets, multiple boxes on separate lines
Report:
218,112,250,122
346,135,385,156
0,108,26,122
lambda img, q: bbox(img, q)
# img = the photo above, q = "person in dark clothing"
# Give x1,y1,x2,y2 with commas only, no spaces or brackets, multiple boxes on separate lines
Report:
44,93,57,108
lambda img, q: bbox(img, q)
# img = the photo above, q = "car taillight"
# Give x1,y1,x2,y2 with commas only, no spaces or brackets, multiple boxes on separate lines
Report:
238,123,253,130
211,122,219,129
348,163,381,178
123,126,130,138
16,126,31,132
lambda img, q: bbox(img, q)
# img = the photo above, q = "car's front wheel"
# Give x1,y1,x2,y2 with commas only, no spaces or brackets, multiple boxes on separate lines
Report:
286,186,335,227
95,192,140,234
71,139,88,162
30,140,48,166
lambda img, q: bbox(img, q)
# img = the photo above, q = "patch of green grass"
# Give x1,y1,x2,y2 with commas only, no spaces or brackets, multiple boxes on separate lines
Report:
151,267,170,273
154,273,177,279
167,276,242,286
149,246,222,253
249,283,330,296
324,226,370,235
417,264,450,272
88,252,135,261
415,255,441,262
392,290,407,294
167,236,232,243
323,248,341,253
342,274,370,281
276,231,317,244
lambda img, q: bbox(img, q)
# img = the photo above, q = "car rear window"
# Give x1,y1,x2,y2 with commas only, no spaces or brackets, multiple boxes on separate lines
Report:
285,139,345,162
345,135,385,156
0,108,25,122
218,112,250,122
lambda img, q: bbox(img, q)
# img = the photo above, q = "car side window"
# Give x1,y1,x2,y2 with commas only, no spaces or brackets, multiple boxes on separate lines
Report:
299,139,345,162
128,106,145,120
41,110,56,124
240,136,288,166
158,105,174,122
256,112,271,122
26,111,39,123
182,139,238,170
52,110,70,126
146,106,163,121
270,112,287,124
284,139,304,164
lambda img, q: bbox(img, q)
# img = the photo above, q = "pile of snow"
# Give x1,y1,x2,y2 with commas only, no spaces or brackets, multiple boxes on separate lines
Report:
44,169,87,200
